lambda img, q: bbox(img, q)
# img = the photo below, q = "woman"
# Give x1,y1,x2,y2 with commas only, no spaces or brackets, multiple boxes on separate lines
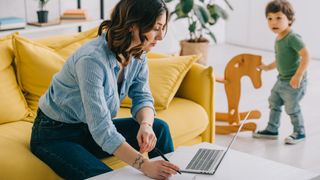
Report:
30,0,180,179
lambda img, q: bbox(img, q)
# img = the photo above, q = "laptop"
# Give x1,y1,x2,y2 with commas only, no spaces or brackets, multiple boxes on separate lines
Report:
169,111,251,175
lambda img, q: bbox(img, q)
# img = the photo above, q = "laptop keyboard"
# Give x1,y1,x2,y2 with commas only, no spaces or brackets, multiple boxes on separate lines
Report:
186,148,224,171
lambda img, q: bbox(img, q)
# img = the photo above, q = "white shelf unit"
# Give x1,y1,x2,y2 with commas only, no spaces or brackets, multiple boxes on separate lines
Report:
0,19,102,37
0,0,104,37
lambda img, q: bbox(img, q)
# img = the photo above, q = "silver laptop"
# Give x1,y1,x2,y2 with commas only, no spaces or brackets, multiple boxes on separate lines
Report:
170,111,251,175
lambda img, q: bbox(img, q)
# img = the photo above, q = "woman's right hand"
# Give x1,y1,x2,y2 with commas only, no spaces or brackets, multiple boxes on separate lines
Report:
141,159,180,180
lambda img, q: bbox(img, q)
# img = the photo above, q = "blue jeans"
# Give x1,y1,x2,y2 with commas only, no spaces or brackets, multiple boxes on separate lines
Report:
30,109,174,179
266,77,307,134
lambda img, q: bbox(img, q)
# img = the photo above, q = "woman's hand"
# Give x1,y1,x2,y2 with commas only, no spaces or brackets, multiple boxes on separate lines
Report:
141,159,180,180
137,123,157,153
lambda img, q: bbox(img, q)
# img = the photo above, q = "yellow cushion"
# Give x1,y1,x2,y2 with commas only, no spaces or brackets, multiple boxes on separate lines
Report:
13,28,98,115
13,35,65,112
117,97,208,147
146,52,171,58
0,33,30,124
121,55,200,110
36,27,98,59
0,121,128,180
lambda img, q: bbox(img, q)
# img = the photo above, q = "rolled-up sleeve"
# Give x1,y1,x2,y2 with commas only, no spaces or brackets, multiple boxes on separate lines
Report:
75,56,125,154
128,58,156,118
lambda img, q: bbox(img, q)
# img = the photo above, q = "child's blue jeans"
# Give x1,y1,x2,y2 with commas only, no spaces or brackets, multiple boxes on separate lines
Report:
30,109,174,179
266,76,307,134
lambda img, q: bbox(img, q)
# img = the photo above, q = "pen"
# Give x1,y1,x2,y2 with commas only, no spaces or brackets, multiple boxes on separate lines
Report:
154,147,182,174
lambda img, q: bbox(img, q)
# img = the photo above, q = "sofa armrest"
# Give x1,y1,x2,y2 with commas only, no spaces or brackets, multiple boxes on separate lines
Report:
176,63,215,143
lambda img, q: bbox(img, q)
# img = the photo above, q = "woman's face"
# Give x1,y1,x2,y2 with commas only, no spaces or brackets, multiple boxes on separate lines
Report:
131,13,167,52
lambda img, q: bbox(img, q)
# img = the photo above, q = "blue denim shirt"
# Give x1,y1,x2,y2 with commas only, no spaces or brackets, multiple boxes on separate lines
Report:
39,33,155,154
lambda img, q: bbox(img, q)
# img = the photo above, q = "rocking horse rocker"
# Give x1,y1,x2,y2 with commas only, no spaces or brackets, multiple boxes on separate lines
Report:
216,54,263,134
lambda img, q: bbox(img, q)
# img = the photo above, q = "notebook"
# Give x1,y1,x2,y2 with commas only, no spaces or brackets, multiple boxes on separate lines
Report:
169,111,251,175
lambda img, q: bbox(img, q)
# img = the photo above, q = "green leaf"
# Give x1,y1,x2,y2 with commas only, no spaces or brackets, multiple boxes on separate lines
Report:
181,0,193,14
193,5,209,26
207,4,228,20
188,21,197,33
172,3,187,18
208,16,217,25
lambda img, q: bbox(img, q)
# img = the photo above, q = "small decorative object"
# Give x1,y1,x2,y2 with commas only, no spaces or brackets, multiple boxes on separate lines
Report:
37,0,50,23
165,0,233,64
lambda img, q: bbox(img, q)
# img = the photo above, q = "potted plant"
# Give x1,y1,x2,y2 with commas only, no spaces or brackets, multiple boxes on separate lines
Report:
37,0,50,23
165,0,233,65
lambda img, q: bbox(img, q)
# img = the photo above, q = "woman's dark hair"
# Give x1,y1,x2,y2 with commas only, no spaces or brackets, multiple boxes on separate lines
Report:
98,0,169,64
265,0,295,26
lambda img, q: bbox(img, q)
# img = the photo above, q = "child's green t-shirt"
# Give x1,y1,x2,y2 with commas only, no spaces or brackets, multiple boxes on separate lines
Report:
275,31,305,80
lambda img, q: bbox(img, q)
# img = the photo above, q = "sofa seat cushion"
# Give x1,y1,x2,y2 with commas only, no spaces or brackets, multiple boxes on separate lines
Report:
0,121,138,179
0,121,59,180
117,97,209,146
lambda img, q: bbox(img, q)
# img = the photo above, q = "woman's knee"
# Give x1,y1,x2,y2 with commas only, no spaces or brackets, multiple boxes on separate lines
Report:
153,118,169,130
153,118,170,133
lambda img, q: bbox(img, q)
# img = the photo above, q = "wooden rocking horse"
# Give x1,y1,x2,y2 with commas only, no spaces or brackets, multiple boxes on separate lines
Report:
216,54,263,134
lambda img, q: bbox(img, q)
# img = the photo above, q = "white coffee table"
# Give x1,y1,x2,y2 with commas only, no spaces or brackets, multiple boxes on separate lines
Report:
89,142,319,180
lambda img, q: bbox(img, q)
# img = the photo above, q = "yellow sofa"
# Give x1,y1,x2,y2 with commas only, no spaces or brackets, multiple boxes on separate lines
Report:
0,29,215,179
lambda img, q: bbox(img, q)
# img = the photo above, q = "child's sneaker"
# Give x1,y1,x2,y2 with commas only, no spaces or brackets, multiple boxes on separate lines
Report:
252,129,278,139
284,132,305,144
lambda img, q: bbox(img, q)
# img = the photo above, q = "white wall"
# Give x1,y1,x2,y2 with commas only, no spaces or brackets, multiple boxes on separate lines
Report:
226,0,320,59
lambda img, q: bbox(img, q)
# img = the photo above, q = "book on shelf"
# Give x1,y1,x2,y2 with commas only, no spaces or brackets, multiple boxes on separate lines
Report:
0,17,26,30
63,9,86,15
60,16,87,20
61,9,87,20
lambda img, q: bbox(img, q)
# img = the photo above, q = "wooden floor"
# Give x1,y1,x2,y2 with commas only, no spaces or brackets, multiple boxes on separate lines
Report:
208,44,320,174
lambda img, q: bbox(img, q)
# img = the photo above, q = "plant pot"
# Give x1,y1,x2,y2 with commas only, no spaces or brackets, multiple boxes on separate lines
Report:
37,10,49,23
180,40,209,65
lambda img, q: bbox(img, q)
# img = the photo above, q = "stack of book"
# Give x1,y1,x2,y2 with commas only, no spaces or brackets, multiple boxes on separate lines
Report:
0,17,26,31
60,9,87,20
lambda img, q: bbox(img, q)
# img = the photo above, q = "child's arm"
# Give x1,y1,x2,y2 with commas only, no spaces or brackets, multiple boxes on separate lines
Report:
259,61,276,71
290,47,310,89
